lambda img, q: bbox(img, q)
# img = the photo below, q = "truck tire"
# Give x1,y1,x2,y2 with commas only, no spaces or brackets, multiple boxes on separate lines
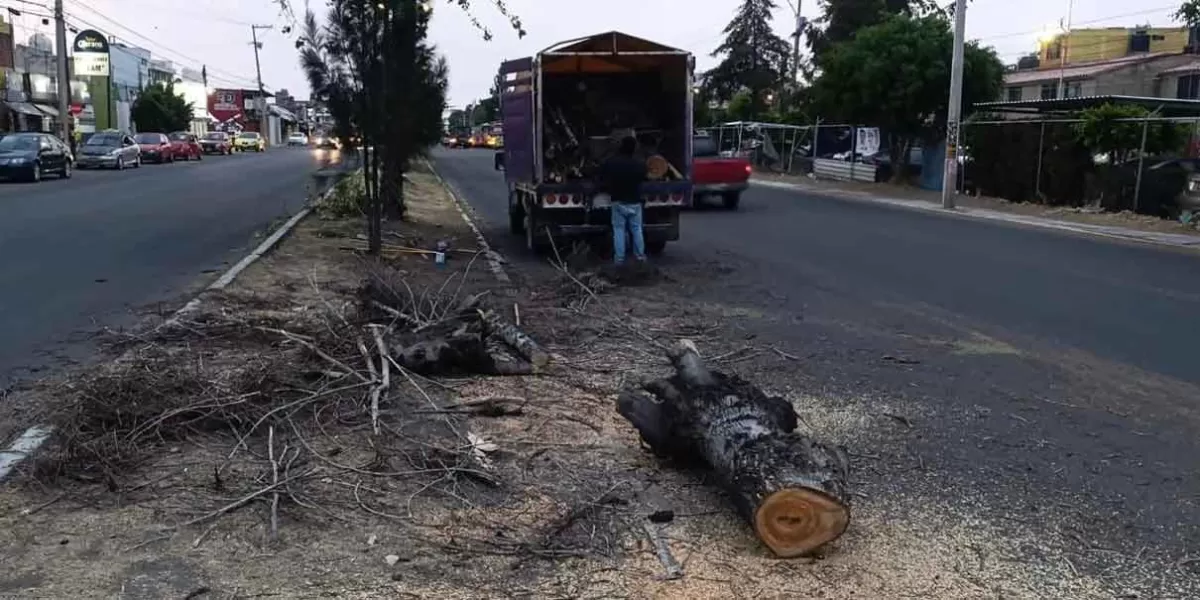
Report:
524,213,548,254
508,190,525,235
646,240,667,255
722,192,741,210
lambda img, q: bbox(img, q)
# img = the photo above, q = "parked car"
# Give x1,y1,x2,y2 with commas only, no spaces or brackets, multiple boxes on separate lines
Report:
234,131,266,152
76,131,141,170
134,132,175,163
692,134,751,209
287,132,308,146
0,132,72,182
198,131,233,155
167,132,202,161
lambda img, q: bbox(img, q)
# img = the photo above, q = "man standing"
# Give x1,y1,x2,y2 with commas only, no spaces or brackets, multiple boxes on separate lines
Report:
598,136,647,265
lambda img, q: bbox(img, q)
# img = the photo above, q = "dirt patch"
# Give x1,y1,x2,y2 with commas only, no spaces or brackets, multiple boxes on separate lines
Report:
756,171,1200,238
0,171,1193,599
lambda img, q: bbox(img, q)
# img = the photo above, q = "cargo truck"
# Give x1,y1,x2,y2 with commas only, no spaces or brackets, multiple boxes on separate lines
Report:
496,31,694,254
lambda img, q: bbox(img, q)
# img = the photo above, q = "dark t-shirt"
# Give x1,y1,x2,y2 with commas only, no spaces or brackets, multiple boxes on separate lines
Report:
598,154,646,204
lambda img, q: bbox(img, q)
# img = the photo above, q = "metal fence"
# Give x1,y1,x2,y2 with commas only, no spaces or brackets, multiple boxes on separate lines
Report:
696,121,865,177
961,115,1200,215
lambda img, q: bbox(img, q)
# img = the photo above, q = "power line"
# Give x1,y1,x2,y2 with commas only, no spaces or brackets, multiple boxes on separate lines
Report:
978,5,1180,43
64,0,261,88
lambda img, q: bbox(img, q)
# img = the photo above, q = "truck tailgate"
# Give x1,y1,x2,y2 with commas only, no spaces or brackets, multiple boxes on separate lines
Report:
693,157,751,185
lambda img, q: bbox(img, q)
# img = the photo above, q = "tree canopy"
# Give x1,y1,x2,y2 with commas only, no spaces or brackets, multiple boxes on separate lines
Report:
131,83,193,133
705,0,792,117
810,14,1004,177
1075,103,1184,164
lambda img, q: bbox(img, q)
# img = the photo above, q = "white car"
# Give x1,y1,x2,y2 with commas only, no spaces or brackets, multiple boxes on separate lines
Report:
287,132,308,146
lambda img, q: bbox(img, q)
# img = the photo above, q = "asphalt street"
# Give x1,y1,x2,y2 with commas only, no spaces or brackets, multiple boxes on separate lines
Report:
432,146,1200,580
0,146,336,386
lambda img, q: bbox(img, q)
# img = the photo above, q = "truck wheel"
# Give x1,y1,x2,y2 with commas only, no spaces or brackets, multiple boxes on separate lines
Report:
722,192,741,210
508,191,525,235
525,214,548,254
646,240,667,255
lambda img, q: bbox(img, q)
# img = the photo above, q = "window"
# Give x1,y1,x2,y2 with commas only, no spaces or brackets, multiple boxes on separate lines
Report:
1040,83,1058,100
1006,87,1022,101
1065,82,1082,98
1178,74,1200,100
693,136,718,158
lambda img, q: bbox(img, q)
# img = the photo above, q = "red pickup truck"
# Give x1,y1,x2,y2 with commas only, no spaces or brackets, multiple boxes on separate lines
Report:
692,134,751,209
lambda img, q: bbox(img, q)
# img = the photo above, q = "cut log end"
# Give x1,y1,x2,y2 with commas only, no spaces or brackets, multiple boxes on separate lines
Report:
754,489,850,558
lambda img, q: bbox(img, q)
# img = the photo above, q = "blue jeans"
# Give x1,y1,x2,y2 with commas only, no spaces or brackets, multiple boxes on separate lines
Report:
611,202,645,264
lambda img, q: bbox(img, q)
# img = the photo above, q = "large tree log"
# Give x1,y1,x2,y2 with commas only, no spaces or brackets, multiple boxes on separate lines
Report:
617,340,850,557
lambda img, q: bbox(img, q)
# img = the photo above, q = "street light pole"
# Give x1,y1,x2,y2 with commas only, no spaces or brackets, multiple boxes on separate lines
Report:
250,24,272,145
940,0,967,209
53,0,71,142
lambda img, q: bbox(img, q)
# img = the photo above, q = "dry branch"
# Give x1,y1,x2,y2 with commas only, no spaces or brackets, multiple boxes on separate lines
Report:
617,340,851,558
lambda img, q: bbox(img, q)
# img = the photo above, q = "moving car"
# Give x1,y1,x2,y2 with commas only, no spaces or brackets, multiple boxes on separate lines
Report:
76,131,141,170
168,132,202,161
135,132,175,163
234,131,266,152
0,132,73,182
199,131,233,155
692,133,751,209
313,134,340,150
287,132,308,146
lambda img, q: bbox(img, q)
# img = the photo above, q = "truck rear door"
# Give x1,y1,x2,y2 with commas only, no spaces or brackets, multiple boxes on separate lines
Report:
498,58,534,184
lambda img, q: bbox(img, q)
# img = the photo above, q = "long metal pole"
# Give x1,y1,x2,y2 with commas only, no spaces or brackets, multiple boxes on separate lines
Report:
1056,0,1074,99
53,0,71,142
1132,108,1160,213
251,25,271,145
941,0,967,209
790,1,803,84
1034,122,1046,198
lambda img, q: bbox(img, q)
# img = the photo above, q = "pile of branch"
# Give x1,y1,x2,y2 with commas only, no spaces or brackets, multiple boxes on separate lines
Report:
617,340,851,557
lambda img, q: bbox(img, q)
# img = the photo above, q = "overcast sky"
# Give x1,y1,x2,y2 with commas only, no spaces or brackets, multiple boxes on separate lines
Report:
3,0,1181,106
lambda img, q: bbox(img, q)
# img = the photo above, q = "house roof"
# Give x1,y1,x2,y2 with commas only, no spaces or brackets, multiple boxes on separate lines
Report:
1004,52,1173,86
973,94,1200,116
1158,60,1200,76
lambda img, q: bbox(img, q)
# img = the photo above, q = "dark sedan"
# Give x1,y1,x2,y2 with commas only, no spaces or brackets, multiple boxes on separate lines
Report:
135,132,175,164
0,132,72,182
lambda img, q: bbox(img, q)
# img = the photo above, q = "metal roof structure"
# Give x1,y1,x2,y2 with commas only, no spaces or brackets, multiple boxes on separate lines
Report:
972,94,1200,116
1002,53,1173,86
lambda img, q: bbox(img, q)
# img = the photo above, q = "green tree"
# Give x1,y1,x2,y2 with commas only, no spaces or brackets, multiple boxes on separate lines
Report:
131,83,192,132
293,0,519,253
1075,103,1184,164
1175,0,1200,26
705,0,792,118
810,14,1004,182
807,0,946,64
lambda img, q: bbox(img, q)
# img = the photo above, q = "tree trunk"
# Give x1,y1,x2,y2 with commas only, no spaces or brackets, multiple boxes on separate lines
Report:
617,340,851,558
888,138,910,184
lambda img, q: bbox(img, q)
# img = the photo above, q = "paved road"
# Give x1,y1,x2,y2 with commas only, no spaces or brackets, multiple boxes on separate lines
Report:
0,147,336,385
432,147,1200,585
434,147,1200,385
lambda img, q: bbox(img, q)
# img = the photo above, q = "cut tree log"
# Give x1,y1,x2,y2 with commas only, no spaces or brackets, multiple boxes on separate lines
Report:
617,340,850,557
479,308,551,370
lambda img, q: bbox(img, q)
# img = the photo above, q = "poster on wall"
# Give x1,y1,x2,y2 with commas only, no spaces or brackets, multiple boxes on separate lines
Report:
856,127,880,157
73,29,110,76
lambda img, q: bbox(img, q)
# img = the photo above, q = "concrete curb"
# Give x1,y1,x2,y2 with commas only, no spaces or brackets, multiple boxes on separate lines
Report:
423,158,512,285
753,179,1200,251
1,180,338,483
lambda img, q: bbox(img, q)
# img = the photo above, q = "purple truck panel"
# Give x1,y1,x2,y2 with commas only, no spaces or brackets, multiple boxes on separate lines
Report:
499,58,535,188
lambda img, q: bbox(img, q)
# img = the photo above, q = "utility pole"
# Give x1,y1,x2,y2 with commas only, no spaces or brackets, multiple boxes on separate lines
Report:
1055,0,1075,99
785,0,806,85
53,0,71,142
250,25,272,146
940,0,967,209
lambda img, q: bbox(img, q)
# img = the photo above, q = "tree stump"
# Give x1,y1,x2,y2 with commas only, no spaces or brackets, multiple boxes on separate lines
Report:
617,340,851,557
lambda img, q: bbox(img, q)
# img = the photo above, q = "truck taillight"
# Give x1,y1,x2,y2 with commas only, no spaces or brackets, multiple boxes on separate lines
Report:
744,164,753,176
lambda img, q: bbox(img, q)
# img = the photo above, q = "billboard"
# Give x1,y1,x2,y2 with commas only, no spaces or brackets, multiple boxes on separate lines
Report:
209,89,244,122
72,29,110,77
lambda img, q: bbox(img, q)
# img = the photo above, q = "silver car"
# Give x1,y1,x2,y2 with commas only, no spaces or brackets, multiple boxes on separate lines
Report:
76,131,142,170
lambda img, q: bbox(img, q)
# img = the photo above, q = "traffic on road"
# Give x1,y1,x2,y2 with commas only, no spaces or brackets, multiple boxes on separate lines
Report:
0,128,339,184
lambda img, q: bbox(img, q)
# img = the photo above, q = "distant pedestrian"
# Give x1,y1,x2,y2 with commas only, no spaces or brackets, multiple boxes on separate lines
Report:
598,136,647,265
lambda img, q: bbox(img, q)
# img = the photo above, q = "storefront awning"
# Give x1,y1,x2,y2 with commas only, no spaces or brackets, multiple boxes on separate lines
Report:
4,101,43,117
34,104,59,118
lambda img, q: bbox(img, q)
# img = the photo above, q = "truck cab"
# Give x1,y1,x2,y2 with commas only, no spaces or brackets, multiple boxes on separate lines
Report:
497,31,694,255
